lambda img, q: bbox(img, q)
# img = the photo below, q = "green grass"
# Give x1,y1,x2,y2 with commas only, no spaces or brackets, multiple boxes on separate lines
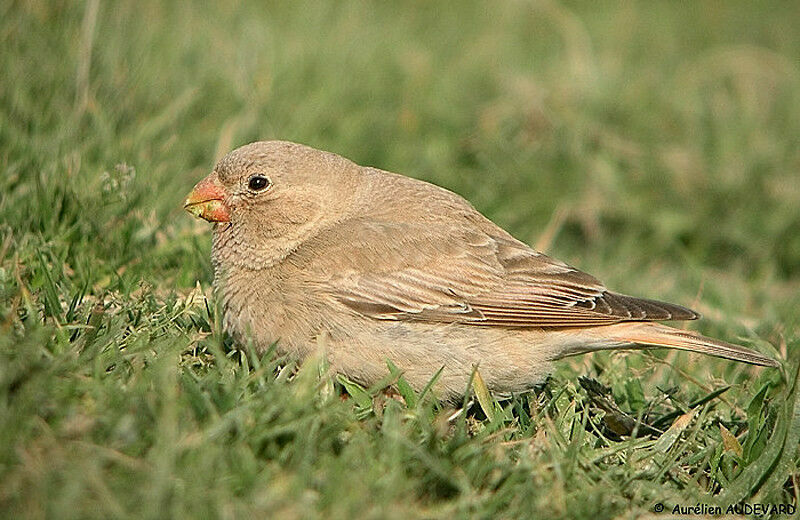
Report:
2,1,800,518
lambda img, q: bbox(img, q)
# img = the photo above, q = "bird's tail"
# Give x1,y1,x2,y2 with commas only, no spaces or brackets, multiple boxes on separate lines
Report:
562,322,780,367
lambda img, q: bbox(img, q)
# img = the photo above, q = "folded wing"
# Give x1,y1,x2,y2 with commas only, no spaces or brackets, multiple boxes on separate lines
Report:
322,221,698,328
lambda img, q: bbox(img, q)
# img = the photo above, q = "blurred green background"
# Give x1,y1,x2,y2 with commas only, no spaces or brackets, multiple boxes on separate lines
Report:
1,1,799,518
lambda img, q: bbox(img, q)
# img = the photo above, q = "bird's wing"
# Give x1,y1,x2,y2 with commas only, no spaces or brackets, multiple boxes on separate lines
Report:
315,221,698,328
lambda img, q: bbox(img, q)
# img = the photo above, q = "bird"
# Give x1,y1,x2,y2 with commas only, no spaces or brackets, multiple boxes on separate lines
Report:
184,140,779,401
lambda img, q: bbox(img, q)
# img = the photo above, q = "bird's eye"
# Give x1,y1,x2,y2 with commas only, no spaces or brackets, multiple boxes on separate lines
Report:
247,175,271,192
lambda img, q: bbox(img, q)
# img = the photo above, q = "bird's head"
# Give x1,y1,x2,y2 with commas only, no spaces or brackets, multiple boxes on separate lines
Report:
184,140,361,268
185,140,359,227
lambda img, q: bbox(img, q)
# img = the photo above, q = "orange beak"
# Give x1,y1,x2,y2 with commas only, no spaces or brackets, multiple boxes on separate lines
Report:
184,172,231,222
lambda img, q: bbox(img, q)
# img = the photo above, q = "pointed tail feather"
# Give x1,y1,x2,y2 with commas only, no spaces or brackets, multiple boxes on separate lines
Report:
592,322,780,367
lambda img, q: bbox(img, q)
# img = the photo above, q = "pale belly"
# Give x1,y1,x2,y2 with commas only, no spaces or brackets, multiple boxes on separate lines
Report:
221,287,571,400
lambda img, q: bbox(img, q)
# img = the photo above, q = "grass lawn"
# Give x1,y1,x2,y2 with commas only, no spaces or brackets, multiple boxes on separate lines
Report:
2,1,799,518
